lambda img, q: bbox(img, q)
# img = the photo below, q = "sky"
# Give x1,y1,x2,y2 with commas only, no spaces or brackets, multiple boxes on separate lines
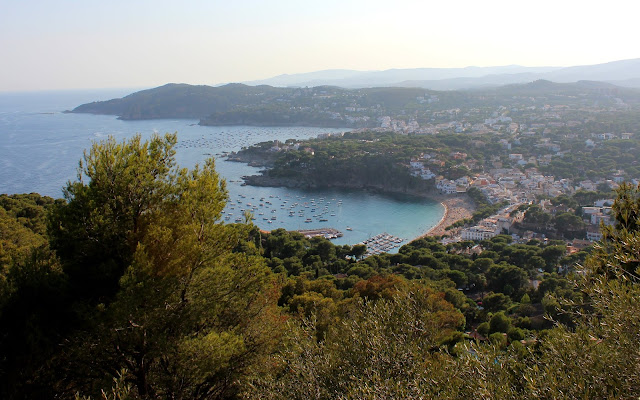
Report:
1,0,639,92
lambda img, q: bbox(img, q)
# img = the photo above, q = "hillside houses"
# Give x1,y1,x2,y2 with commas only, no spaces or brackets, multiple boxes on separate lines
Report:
436,179,458,194
408,160,436,180
461,205,524,241
592,132,617,140
436,177,470,194
460,166,583,205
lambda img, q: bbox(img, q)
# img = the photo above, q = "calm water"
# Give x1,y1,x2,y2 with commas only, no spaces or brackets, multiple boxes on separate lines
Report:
0,90,443,247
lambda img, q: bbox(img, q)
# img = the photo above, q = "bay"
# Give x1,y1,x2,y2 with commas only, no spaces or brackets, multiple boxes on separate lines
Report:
0,90,444,248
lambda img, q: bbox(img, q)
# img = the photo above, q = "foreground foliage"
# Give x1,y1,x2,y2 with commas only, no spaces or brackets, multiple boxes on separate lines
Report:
2,134,640,399
2,134,283,398
246,183,640,399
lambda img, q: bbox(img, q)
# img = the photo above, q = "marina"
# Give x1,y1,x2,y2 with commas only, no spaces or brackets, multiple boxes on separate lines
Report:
223,186,412,255
360,233,406,256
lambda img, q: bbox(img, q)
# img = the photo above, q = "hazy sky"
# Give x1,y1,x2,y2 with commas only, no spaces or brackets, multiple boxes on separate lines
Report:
1,0,638,92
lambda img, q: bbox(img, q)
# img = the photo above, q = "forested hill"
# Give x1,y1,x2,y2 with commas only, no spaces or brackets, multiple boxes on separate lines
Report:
70,83,290,120
69,81,640,128
70,83,439,127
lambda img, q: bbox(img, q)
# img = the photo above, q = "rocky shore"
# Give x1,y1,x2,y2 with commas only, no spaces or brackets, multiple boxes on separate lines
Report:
226,152,275,168
242,174,320,189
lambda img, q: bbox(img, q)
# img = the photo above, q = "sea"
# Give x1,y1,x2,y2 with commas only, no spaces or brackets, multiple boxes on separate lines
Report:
0,89,444,248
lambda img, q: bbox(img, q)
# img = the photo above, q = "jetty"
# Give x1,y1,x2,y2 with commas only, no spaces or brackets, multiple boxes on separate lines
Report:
297,228,343,239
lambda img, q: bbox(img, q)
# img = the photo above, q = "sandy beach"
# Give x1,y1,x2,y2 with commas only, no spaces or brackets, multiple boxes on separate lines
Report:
420,194,476,237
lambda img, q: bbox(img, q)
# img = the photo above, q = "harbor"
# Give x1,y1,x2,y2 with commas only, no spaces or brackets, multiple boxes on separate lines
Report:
216,177,442,251
221,188,418,254
360,232,406,257
221,193,345,227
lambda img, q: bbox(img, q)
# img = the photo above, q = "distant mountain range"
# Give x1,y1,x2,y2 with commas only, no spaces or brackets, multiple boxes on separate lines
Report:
242,59,640,90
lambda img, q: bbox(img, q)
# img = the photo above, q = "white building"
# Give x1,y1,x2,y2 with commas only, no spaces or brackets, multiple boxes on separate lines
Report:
437,179,458,194
509,154,524,161
420,169,436,180
586,227,603,242
461,225,500,241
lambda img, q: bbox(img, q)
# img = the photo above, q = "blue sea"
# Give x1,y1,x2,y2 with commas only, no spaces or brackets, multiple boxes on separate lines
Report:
0,89,443,247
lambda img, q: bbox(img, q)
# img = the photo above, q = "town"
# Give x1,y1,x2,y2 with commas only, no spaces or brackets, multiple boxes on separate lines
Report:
237,82,639,250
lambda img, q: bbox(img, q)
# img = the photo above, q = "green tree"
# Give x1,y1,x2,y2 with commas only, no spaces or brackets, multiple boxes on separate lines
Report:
554,212,586,238
526,255,546,271
48,135,283,398
49,133,180,301
486,263,528,294
351,244,367,260
523,205,551,225
0,198,69,398
540,245,566,271
481,292,512,313
243,287,465,399
472,257,494,273
489,311,511,333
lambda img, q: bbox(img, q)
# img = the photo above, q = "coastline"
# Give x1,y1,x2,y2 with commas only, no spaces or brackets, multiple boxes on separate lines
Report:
419,194,476,238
